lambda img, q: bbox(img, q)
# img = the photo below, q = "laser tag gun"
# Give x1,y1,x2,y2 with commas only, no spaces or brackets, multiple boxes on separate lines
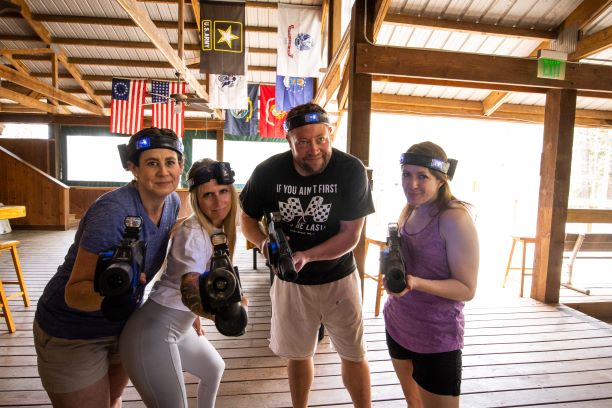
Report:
198,233,248,337
94,216,146,322
266,212,298,282
380,223,407,293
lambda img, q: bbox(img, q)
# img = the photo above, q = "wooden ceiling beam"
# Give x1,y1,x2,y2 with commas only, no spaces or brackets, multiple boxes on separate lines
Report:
115,0,209,103
371,93,612,128
10,0,105,110
0,88,59,114
0,65,103,115
482,0,612,116
384,14,557,40
357,44,612,94
571,25,612,60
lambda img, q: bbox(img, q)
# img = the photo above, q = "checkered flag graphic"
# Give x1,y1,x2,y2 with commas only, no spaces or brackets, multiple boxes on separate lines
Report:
304,196,332,223
278,197,303,221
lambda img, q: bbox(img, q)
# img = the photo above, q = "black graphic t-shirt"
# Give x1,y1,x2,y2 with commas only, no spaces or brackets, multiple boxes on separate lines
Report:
240,148,375,285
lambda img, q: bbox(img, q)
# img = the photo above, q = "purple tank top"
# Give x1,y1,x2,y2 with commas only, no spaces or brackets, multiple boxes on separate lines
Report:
383,212,465,353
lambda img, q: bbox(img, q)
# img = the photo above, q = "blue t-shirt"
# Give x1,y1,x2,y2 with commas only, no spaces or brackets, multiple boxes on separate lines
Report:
35,182,180,339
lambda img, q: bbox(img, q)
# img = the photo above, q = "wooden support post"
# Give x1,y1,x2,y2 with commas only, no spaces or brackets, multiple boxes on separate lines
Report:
216,129,224,161
531,89,577,303
347,0,374,296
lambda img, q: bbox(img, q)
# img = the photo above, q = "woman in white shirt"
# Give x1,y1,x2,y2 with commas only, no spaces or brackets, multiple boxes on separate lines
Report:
119,158,241,408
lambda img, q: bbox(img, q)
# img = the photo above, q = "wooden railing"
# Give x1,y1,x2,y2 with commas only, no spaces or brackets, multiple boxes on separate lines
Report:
0,146,69,230
70,187,192,220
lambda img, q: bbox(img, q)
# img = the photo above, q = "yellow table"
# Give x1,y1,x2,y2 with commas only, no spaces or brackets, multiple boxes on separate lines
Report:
0,206,26,220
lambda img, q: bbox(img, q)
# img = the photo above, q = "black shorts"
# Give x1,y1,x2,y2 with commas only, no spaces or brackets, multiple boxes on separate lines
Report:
386,331,462,396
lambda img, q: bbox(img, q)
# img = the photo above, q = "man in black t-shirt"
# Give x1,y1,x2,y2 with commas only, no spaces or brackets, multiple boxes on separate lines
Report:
240,103,374,408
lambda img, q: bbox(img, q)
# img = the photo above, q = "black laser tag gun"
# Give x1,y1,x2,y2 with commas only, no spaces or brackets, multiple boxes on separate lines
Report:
380,223,407,293
199,233,248,337
267,212,298,282
94,216,146,322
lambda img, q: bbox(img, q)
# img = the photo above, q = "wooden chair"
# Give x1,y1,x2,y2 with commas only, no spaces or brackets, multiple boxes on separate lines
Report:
0,240,30,333
503,236,536,297
364,238,387,317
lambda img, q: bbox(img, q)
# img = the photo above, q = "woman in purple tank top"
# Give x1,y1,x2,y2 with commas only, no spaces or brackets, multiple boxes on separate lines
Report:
382,141,479,408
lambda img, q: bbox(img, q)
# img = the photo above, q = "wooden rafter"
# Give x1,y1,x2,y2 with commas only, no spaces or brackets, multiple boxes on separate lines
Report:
571,25,612,60
0,65,103,115
115,0,207,101
480,0,612,116
10,0,105,110
384,14,557,40
355,44,612,94
0,87,58,114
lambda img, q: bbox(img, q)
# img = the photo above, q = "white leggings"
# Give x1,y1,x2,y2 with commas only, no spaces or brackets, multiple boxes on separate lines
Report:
119,299,225,408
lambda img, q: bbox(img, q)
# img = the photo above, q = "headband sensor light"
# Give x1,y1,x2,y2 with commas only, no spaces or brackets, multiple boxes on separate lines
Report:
283,112,331,132
187,162,235,191
400,153,458,180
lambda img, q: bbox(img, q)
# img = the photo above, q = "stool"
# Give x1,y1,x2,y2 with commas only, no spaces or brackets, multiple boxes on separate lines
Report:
503,236,536,297
246,240,260,270
0,240,30,333
364,238,386,317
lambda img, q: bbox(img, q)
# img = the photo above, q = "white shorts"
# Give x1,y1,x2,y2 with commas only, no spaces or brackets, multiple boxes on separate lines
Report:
269,271,366,361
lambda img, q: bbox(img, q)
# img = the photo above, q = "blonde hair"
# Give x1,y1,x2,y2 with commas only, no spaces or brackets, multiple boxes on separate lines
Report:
187,158,238,259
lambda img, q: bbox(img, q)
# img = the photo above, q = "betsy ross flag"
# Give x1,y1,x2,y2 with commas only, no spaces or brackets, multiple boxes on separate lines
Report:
200,0,246,75
259,84,286,138
110,78,146,135
151,80,186,137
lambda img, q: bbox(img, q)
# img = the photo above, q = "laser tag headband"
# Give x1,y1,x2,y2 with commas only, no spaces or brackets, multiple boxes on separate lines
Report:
118,128,184,170
283,111,331,132
187,162,235,191
400,153,458,180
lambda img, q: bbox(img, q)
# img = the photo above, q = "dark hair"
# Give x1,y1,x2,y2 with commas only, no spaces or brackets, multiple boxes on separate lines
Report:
124,127,183,168
399,141,471,223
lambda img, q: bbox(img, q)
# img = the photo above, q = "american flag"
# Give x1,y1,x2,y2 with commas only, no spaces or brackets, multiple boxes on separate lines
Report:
151,80,186,137
110,78,146,135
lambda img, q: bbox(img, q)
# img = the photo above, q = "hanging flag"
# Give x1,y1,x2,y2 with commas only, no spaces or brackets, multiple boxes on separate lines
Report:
225,84,259,137
151,80,186,137
110,78,146,135
200,0,246,75
275,75,314,112
209,74,248,109
259,84,287,138
277,3,322,77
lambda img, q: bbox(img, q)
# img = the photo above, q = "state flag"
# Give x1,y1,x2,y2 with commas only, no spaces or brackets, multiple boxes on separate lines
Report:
277,3,322,77
275,75,314,112
259,84,287,138
224,84,259,137
209,74,248,109
200,0,246,75
110,78,146,135
151,80,186,137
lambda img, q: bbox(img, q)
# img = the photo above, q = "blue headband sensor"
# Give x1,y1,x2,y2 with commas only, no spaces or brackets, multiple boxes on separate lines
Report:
187,162,235,191
400,153,458,180
284,112,331,132
118,130,184,169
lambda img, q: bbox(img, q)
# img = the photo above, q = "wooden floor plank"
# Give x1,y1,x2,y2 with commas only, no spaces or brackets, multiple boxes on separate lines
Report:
1,228,612,407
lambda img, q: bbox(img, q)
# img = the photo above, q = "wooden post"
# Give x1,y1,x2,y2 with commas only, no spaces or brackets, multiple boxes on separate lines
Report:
216,129,224,161
531,89,577,303
347,0,374,296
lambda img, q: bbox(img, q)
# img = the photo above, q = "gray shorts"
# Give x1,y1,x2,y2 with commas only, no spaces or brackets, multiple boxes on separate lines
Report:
269,270,366,361
33,320,121,394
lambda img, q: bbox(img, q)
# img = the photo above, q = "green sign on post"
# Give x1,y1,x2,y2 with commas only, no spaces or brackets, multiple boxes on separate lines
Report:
538,58,566,80
536,50,568,80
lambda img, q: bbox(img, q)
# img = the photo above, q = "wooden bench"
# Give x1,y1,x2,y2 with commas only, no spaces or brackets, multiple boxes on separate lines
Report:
0,240,30,333
562,233,612,295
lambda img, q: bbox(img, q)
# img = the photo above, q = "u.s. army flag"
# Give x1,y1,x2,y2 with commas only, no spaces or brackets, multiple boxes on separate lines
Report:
200,0,246,75
277,3,322,77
